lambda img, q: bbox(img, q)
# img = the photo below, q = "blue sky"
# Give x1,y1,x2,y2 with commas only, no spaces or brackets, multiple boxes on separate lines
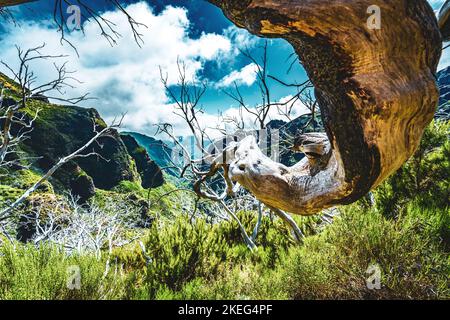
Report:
0,0,447,136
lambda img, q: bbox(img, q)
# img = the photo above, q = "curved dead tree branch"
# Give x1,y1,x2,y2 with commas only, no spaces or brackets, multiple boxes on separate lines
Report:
0,0,36,5
0,0,146,50
208,0,443,215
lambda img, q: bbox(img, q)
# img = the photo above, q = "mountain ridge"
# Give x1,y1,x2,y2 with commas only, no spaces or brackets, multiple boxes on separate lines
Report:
0,72,164,199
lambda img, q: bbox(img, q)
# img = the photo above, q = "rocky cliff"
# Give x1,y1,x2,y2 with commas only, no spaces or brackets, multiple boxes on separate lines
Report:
0,72,164,200
120,134,164,188
122,131,177,176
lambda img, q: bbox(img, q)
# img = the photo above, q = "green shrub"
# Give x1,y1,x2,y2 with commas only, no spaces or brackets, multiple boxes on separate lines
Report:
187,203,449,300
112,210,298,299
0,169,53,194
0,121,448,300
112,180,143,193
0,185,23,204
0,242,127,300
126,215,241,298
376,120,450,215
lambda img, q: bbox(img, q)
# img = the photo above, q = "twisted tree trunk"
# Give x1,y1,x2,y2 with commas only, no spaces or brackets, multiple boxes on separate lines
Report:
209,0,443,215
1,0,447,216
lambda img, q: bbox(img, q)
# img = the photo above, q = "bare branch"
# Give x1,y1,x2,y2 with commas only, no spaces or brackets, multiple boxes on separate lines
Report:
0,114,125,220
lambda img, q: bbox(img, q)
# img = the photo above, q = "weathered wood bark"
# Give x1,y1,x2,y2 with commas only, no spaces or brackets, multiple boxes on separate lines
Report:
210,0,442,215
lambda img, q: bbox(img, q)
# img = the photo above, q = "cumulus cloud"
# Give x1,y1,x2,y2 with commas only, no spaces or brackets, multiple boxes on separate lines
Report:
2,0,446,139
0,2,237,136
222,25,261,54
216,63,259,88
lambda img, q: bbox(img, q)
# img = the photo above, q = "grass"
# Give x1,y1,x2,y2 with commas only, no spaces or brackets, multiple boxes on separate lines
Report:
0,199,447,300
154,202,449,300
0,120,448,300
0,243,128,300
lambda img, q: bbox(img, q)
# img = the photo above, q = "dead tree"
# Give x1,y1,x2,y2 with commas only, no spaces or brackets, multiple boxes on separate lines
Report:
0,44,89,171
224,41,313,130
0,44,125,222
0,0,146,51
158,54,312,247
0,115,125,220
0,86,38,170
204,0,445,215
220,43,316,240
19,194,141,257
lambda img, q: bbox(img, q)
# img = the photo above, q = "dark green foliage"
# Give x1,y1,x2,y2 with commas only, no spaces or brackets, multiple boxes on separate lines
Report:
376,121,450,216
109,211,295,299
167,202,448,300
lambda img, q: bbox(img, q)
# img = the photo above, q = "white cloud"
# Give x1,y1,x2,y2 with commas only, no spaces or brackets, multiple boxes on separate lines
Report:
216,63,259,88
222,25,261,53
2,0,446,140
0,2,234,136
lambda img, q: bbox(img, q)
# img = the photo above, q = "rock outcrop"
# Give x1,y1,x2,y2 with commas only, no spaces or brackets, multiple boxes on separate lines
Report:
120,134,164,188
122,132,177,176
21,102,139,191
0,72,164,198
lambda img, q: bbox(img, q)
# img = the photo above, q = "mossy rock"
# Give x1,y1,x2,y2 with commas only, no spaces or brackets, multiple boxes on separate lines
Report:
20,101,139,190
0,170,53,193
70,173,95,202
0,84,140,193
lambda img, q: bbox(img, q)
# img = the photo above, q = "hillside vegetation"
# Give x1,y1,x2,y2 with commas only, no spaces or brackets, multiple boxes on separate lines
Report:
0,119,448,299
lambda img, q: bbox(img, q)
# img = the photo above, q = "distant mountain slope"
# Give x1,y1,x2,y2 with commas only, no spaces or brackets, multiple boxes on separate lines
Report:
121,132,177,176
267,114,323,166
120,134,164,188
125,115,323,171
